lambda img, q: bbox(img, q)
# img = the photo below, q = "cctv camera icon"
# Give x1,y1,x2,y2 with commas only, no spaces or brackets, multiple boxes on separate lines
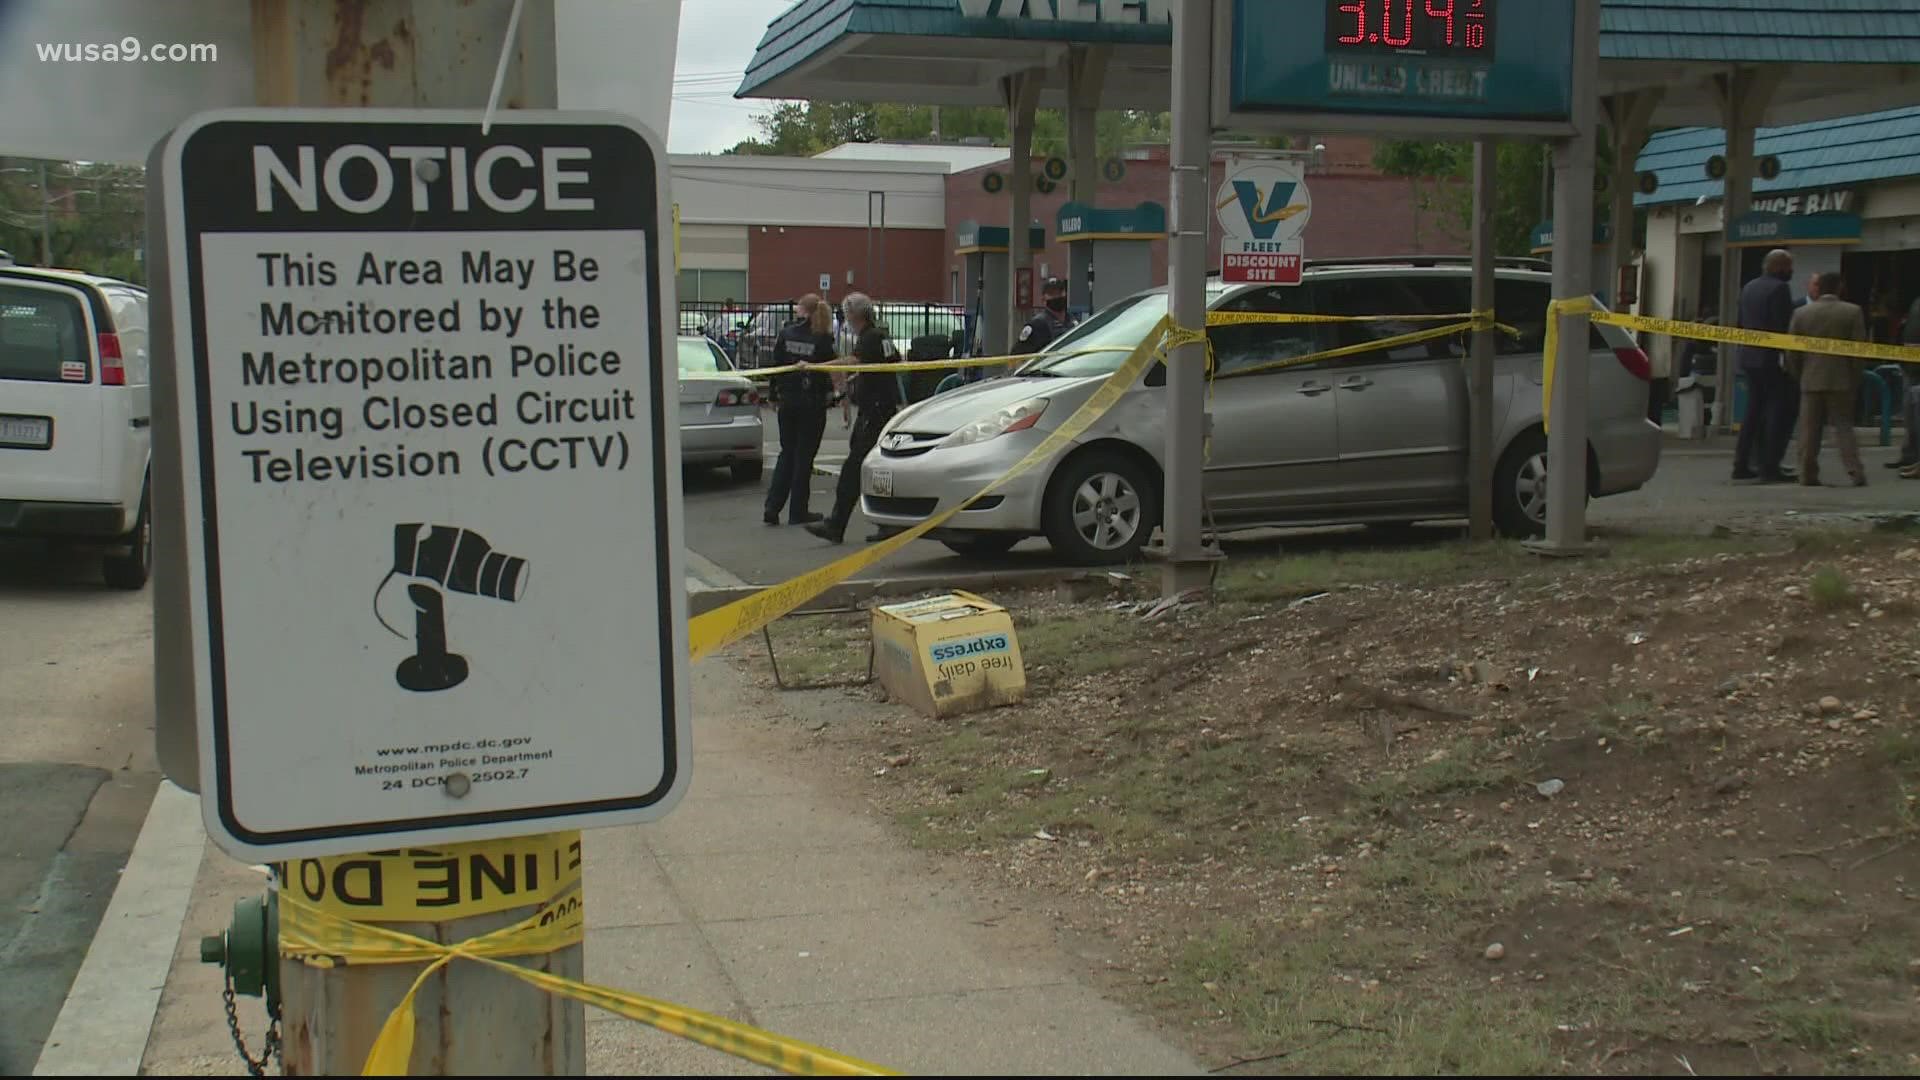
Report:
376,524,529,693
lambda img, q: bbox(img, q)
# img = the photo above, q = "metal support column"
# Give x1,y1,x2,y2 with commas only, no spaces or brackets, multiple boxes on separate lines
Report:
1604,89,1661,314
246,3,580,1074
1469,138,1497,542
1161,0,1216,596
1541,0,1603,553
1712,68,1784,434
1066,45,1110,205
1001,69,1043,356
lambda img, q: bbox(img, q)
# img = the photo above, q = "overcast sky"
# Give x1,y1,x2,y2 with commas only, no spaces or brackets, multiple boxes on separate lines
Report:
669,0,798,155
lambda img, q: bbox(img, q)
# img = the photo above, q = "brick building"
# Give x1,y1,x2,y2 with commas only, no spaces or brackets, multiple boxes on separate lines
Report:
669,136,1463,308
940,136,1465,303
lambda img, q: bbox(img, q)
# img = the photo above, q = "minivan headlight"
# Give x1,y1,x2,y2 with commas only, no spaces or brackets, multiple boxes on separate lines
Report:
937,398,1049,449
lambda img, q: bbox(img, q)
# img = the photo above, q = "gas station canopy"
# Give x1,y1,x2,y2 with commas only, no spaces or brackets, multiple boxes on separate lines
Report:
738,0,1920,128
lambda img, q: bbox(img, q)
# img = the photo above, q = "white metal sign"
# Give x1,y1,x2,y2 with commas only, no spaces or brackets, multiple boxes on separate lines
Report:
152,109,689,859
1216,157,1310,285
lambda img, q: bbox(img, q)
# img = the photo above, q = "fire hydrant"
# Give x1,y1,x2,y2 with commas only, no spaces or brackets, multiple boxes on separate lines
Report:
201,891,280,1015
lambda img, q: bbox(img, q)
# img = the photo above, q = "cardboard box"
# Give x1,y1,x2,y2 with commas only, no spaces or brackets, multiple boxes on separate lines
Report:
872,591,1027,718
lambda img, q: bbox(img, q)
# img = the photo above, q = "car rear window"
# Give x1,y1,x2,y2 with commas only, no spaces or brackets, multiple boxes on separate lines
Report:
677,337,730,374
0,285,89,383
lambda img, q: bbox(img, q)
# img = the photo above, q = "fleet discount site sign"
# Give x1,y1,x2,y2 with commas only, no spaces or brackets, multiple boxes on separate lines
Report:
1216,157,1310,286
149,110,690,859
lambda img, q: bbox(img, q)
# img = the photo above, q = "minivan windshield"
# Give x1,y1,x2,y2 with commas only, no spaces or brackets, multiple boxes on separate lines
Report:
1016,293,1168,377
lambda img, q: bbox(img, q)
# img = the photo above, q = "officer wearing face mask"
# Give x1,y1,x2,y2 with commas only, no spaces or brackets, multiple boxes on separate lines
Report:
1014,276,1075,354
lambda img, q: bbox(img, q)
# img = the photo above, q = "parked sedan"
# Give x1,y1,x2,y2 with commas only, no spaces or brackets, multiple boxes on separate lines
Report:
859,259,1662,564
677,335,763,483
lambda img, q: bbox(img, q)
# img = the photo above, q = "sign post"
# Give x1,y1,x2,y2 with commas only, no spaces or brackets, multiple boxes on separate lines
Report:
1200,0,1588,558
148,108,687,1073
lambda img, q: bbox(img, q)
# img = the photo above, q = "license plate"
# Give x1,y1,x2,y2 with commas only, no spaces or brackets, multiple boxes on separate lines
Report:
864,466,893,498
0,414,51,449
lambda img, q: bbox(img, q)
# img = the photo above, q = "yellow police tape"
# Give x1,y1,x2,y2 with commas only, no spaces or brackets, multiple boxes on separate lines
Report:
687,318,1195,662
278,887,900,1076
688,310,1513,663
1541,297,1920,433
281,832,581,921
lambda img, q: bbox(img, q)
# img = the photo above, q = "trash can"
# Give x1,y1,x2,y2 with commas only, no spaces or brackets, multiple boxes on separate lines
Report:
1675,380,1708,439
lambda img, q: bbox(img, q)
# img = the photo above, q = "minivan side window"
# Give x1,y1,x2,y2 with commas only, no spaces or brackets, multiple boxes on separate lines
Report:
1494,278,1607,355
1207,284,1325,378
0,285,89,383
1318,276,1470,366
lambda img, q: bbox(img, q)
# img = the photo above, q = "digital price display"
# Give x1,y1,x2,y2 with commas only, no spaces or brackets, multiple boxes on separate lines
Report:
1219,0,1573,137
1325,0,1495,55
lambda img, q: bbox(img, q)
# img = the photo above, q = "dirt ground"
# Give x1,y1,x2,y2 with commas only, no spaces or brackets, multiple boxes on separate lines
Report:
731,525,1920,1076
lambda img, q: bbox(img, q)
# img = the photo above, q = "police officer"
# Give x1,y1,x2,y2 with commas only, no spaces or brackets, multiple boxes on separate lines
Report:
763,294,835,526
1014,276,1075,354
807,292,899,545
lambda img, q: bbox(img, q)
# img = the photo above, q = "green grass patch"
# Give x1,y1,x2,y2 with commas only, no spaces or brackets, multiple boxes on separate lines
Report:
1762,1001,1860,1051
1213,531,1806,604
1809,565,1855,611
760,613,872,685
902,732,1314,864
1171,920,1563,1075
1015,610,1153,681
1356,737,1522,810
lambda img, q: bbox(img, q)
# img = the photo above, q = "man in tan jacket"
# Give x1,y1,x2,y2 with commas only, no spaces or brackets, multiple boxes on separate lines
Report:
1785,271,1869,487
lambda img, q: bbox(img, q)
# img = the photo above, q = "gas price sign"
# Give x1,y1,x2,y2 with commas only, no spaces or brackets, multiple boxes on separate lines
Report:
1216,0,1576,138
1325,0,1495,54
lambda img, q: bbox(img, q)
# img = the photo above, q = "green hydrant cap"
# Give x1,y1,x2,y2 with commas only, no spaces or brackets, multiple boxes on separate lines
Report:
199,933,225,965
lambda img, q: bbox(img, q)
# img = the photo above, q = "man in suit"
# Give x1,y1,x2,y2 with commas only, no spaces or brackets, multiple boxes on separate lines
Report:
1785,270,1869,487
1732,249,1798,483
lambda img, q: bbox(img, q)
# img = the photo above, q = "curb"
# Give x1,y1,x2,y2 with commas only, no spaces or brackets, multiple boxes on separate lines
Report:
33,782,205,1077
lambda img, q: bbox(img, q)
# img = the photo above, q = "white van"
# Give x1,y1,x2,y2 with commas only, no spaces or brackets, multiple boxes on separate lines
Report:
0,267,153,588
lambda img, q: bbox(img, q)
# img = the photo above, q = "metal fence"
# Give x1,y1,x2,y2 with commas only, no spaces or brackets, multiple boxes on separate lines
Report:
678,299,973,373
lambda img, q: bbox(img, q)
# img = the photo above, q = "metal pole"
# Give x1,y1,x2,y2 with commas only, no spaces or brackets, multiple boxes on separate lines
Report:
1714,72,1759,436
1004,70,1041,357
244,3,585,1073
1162,0,1215,596
38,161,51,265
1468,138,1497,542
1542,0,1603,553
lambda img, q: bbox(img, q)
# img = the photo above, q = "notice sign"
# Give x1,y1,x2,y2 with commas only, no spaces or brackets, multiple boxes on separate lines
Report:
151,110,689,860
1217,157,1310,286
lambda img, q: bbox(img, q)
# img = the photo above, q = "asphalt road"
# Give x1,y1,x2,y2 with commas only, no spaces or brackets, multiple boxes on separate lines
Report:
688,420,1920,587
0,539,160,1075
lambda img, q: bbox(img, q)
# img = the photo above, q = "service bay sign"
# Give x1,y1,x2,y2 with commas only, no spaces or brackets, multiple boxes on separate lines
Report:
1217,157,1310,286
152,110,690,859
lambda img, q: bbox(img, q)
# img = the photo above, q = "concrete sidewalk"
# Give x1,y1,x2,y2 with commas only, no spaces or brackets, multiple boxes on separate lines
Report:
136,662,1201,1076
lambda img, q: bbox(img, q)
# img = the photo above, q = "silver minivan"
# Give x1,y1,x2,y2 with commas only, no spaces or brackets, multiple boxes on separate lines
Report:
0,267,153,587
860,259,1662,564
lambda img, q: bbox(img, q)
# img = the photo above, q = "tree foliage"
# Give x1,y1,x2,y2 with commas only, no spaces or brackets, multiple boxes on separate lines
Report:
725,101,1173,160
0,160,146,283
1371,136,1622,258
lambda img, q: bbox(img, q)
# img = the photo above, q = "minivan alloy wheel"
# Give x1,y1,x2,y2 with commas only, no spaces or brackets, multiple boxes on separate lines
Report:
1072,471,1142,551
1515,450,1549,525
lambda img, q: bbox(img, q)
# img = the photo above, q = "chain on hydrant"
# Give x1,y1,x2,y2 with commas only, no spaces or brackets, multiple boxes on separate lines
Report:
200,891,283,1076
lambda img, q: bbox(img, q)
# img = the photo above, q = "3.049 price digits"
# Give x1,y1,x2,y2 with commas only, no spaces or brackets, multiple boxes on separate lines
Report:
1330,0,1493,53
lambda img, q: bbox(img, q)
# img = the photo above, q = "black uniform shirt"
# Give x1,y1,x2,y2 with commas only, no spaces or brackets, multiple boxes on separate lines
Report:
1014,308,1072,354
848,325,901,411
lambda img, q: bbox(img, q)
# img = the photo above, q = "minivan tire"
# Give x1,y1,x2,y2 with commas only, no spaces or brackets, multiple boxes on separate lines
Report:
103,486,151,590
1042,450,1160,566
